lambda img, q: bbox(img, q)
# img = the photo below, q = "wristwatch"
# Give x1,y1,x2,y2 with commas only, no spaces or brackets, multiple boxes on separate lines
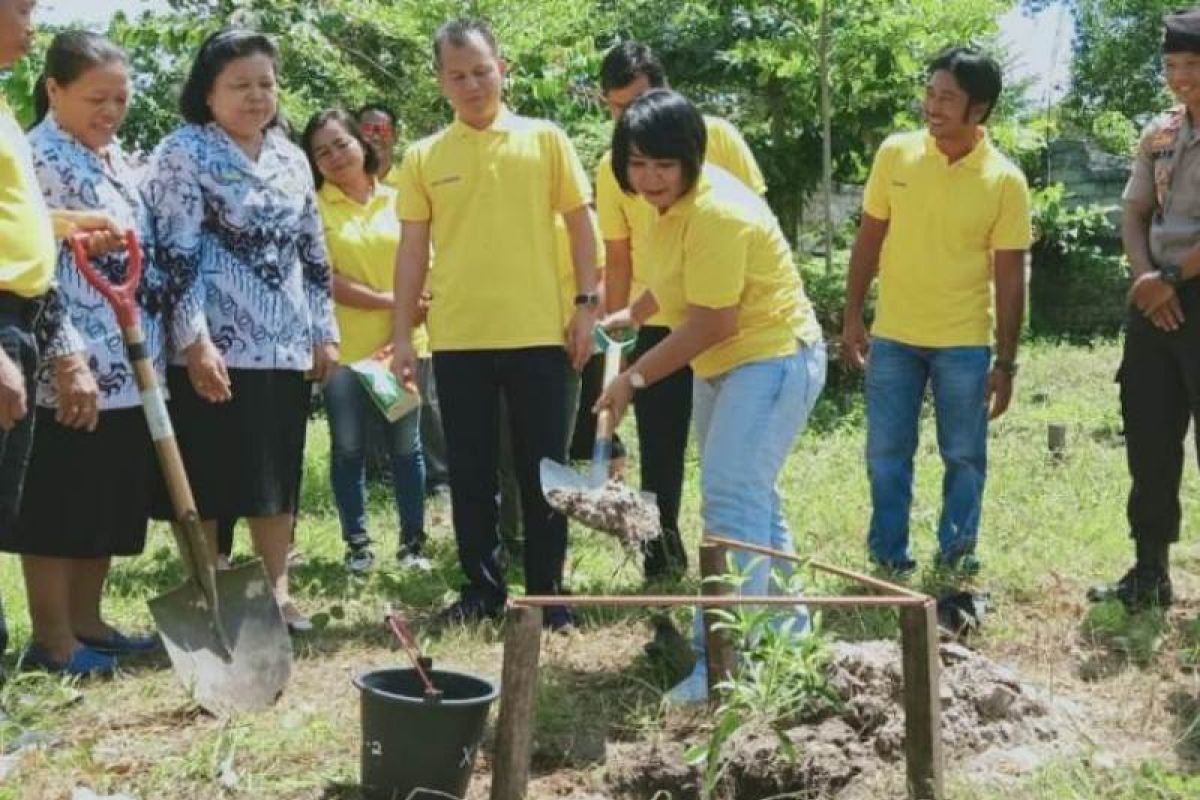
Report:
1161,263,1184,288
992,359,1018,377
628,370,647,390
573,292,600,309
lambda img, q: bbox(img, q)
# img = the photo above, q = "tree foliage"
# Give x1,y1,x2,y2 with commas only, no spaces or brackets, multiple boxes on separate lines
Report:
3,0,1010,238
1021,0,1173,149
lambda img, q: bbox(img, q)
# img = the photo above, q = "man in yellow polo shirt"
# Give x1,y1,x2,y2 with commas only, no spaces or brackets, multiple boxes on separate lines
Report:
841,47,1031,576
0,0,121,659
595,40,766,581
391,18,598,629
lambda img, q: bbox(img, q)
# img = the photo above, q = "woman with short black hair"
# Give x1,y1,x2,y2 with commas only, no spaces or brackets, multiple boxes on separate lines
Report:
142,28,339,632
598,89,827,704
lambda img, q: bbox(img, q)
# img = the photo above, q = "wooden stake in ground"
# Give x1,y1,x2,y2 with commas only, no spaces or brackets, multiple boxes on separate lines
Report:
699,542,737,701
491,605,543,800
900,599,945,800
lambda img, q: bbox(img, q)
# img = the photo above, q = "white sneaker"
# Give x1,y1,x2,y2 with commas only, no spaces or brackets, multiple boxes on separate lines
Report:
664,664,709,705
398,553,433,572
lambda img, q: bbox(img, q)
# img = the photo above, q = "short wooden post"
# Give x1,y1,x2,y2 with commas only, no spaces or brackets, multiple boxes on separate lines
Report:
899,599,944,800
491,605,543,800
1047,423,1067,460
699,542,736,701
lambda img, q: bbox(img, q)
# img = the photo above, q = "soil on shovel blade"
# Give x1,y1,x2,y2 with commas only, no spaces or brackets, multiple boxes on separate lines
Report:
546,480,660,548
599,640,1088,800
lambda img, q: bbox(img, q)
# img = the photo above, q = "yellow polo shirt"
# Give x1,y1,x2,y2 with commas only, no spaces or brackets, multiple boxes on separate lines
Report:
596,115,766,326
317,181,428,363
396,106,591,351
0,97,55,297
863,130,1032,347
642,165,821,379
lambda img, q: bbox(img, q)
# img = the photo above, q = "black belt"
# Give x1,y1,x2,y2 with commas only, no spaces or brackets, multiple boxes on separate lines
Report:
0,291,47,329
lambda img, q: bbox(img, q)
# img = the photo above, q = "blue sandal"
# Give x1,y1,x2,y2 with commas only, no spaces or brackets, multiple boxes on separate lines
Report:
22,644,117,676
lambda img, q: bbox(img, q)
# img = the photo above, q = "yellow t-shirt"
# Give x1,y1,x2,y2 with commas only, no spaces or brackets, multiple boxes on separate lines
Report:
553,209,605,328
0,97,55,297
863,130,1032,347
642,165,822,379
396,106,591,351
317,181,428,363
596,115,766,326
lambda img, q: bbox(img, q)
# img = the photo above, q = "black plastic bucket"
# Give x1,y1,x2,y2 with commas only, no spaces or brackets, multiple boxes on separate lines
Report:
353,667,499,800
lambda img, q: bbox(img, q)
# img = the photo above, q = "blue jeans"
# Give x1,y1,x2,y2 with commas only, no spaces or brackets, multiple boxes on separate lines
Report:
689,342,827,657
865,337,990,567
324,365,425,550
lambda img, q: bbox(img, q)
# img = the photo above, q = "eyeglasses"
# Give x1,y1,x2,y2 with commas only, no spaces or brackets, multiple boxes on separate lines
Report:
360,121,394,138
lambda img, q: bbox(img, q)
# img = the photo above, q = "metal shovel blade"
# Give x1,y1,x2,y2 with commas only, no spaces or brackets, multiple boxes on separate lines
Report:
540,457,661,547
148,560,292,716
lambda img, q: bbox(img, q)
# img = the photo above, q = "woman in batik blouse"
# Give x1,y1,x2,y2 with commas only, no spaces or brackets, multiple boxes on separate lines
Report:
143,28,339,633
0,31,167,676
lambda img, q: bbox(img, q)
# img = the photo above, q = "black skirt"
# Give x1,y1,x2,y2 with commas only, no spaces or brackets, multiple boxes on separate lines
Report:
158,366,309,521
2,406,154,558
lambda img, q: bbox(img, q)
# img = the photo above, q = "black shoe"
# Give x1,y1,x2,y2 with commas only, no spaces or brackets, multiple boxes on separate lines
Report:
435,597,504,628
870,557,918,580
543,606,576,635
936,551,981,577
1086,564,1173,611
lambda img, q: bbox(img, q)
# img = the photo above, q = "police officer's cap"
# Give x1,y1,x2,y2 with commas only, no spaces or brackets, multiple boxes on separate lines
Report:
1165,8,1200,53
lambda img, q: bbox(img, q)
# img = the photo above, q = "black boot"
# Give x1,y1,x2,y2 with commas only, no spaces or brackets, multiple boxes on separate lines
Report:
1087,541,1172,611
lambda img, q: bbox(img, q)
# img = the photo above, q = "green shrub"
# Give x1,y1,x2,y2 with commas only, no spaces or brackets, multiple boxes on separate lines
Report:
1029,184,1128,337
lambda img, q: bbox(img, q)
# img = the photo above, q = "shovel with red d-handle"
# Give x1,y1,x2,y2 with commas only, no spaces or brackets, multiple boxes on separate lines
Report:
70,230,292,716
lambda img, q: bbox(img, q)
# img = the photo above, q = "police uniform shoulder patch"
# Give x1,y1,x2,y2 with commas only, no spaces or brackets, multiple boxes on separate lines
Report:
1148,106,1186,151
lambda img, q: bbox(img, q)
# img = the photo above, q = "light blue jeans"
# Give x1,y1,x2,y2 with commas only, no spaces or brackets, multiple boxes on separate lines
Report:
865,337,990,567
689,341,827,659
324,365,425,550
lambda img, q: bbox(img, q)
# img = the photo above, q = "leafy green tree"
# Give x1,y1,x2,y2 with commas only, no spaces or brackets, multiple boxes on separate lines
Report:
1021,0,1174,150
2,0,1011,239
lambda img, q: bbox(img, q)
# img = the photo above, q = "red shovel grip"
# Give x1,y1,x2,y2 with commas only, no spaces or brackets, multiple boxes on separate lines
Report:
69,229,142,329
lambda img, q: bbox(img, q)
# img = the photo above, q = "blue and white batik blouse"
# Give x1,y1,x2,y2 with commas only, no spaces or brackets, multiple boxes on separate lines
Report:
28,115,168,411
142,123,338,371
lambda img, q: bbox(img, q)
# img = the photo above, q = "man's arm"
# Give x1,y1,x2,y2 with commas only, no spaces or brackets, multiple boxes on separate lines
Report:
840,213,888,368
986,250,1025,420
1127,196,1185,330
562,205,600,370
604,238,633,313
390,219,431,385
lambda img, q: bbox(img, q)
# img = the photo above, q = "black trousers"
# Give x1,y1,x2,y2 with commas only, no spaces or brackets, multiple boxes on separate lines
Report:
0,305,41,656
434,347,569,608
569,352,624,461
1120,284,1200,547
631,325,691,576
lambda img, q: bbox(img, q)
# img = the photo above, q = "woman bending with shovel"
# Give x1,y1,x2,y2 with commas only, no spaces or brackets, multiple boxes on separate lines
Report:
595,90,827,705
0,31,168,676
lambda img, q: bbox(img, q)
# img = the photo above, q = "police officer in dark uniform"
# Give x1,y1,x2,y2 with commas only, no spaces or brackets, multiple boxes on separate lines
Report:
1090,9,1200,610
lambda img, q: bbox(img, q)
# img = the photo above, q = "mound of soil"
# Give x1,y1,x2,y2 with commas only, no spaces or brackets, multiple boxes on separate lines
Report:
605,640,1083,799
